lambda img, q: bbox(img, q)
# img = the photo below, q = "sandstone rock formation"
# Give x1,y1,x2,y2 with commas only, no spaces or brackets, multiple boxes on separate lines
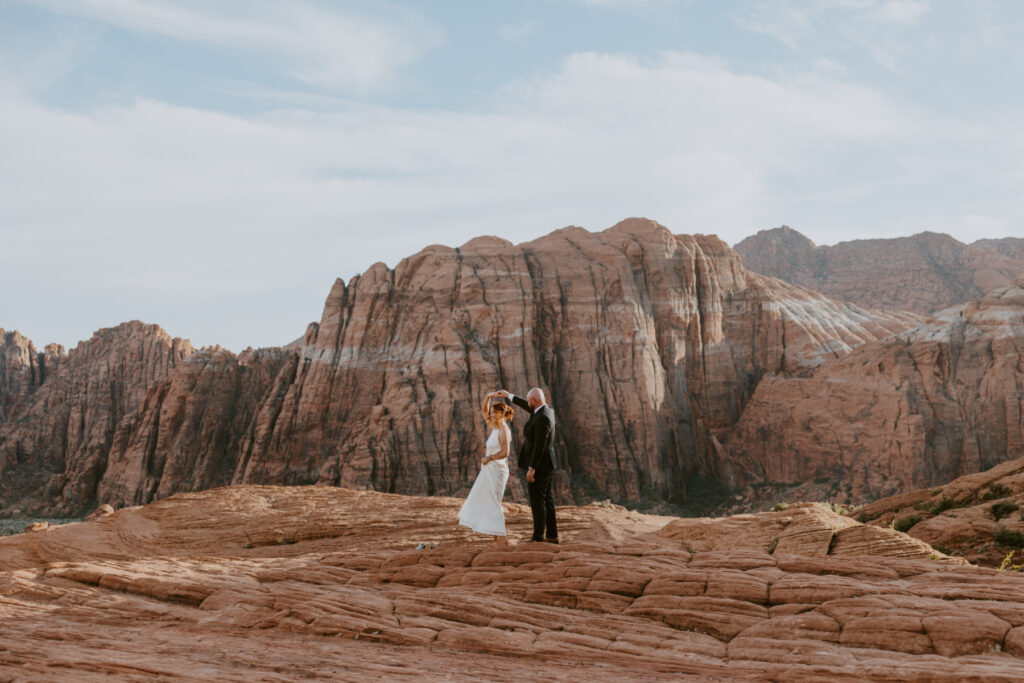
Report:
852,457,1024,568
0,328,60,421
0,322,193,514
735,226,1024,315
224,219,915,509
2,485,1022,681
1,219,919,516
719,278,1024,503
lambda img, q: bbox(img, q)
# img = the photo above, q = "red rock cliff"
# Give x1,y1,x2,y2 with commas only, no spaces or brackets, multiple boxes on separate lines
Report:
720,278,1024,502
0,220,918,514
0,322,193,514
735,227,1024,315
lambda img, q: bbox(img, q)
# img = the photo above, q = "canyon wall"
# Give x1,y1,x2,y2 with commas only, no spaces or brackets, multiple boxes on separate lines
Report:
734,226,1024,315
720,278,1024,502
0,322,193,513
0,219,918,514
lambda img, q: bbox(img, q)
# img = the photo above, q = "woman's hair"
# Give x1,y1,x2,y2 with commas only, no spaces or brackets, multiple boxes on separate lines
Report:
488,402,514,425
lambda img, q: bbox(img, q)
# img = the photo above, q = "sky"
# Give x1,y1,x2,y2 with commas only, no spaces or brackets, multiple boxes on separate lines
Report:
2,0,1023,352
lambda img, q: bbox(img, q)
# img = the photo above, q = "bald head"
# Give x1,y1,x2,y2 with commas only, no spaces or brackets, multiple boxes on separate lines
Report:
526,387,546,410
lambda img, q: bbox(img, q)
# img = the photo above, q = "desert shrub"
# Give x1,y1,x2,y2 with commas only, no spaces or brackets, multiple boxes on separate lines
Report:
821,502,849,515
994,529,1024,548
981,483,1013,501
893,514,922,533
917,497,960,515
773,502,789,512
991,502,1020,521
999,551,1024,572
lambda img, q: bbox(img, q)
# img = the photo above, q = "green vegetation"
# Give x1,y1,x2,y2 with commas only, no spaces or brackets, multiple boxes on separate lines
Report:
772,502,789,512
915,496,961,515
991,501,1020,521
981,483,1013,501
994,529,1024,548
893,514,922,533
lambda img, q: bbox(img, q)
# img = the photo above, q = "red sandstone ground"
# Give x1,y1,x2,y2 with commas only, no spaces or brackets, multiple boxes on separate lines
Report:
2,485,1023,681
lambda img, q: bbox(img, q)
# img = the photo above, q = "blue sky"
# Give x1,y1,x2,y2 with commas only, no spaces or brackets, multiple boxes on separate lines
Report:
2,0,1023,351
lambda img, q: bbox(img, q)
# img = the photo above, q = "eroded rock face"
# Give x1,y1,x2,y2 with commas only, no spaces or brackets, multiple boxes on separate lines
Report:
0,220,924,515
0,321,193,514
227,219,915,508
720,279,1024,503
97,346,298,508
1,486,1020,681
0,329,59,421
735,226,1024,315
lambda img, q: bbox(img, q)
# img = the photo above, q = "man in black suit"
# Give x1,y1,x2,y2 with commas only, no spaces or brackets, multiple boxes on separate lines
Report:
495,388,558,543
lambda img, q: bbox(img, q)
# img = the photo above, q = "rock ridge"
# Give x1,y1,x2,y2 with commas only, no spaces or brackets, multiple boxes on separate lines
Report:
735,226,1024,315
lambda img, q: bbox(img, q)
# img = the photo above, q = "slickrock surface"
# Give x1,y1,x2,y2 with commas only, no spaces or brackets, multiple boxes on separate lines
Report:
1,219,917,516
853,457,1024,568
735,226,1024,315
0,322,193,515
720,278,1024,502
1,486,1021,681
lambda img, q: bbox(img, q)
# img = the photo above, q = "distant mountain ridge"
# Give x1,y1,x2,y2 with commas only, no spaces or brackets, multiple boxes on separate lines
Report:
734,226,1024,315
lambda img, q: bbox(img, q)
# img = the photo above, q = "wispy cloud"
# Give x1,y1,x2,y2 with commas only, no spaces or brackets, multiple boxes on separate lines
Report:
739,0,932,59
499,20,540,45
15,0,442,91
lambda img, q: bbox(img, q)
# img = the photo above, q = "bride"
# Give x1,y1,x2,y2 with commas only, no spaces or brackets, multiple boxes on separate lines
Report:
458,390,514,544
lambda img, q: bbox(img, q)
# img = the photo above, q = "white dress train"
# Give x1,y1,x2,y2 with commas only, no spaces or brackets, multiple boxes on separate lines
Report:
458,428,510,536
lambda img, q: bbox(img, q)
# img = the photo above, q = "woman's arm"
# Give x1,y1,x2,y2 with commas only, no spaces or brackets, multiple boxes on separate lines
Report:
481,390,494,423
482,426,511,465
496,426,511,460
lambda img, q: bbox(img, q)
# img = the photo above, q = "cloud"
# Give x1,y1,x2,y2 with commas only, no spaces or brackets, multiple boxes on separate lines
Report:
739,0,932,56
1,46,1020,350
14,0,442,91
499,21,540,45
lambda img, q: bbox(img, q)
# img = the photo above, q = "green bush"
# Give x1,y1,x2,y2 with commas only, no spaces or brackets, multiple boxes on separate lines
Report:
981,483,1013,501
991,502,1020,521
995,529,1024,548
893,514,922,533
927,497,959,515
773,502,789,512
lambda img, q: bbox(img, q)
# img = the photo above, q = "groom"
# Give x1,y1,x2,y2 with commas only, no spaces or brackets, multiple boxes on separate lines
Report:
495,388,558,544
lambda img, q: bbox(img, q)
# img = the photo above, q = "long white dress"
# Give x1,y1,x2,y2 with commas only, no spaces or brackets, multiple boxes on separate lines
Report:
458,428,510,536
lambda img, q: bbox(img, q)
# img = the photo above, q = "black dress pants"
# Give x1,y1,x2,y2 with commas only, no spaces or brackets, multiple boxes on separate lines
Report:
527,473,558,542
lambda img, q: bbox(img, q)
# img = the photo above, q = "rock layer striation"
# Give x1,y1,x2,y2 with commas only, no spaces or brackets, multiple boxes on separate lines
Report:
1,486,1021,681
720,278,1024,502
1,219,918,515
735,226,1024,315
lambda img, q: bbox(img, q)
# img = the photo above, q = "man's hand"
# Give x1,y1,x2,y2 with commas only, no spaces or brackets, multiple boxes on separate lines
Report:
526,467,535,483
495,390,510,399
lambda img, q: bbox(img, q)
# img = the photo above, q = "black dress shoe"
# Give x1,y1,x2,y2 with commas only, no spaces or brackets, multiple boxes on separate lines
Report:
544,538,559,544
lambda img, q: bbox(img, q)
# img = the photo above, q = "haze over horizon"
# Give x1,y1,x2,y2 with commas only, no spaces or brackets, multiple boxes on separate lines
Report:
2,1,1023,352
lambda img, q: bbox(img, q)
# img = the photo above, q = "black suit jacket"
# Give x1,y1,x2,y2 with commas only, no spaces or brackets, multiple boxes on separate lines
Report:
512,395,557,475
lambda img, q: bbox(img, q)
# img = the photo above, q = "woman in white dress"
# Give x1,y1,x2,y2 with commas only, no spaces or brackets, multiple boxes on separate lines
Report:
458,391,513,544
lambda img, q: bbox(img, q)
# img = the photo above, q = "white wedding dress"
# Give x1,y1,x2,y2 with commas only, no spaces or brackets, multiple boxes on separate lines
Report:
458,428,510,536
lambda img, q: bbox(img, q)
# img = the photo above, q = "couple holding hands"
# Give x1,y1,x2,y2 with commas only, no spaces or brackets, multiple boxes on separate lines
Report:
457,388,559,545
